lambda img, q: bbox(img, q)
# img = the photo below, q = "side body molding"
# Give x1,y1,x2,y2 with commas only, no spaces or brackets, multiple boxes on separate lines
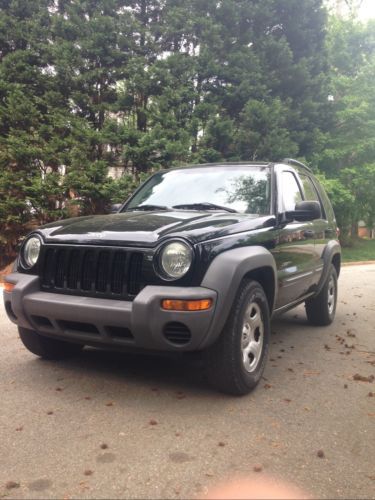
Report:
198,246,277,349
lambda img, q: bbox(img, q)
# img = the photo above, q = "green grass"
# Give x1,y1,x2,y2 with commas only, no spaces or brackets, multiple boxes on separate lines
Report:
341,238,375,262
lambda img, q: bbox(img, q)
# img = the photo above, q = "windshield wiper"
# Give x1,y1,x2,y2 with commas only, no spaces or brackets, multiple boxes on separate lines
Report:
172,202,238,213
127,204,169,211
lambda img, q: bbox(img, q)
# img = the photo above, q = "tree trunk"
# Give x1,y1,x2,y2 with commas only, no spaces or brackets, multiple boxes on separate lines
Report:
350,220,359,238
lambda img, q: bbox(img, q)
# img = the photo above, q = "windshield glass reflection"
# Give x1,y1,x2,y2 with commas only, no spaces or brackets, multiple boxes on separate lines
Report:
126,166,271,215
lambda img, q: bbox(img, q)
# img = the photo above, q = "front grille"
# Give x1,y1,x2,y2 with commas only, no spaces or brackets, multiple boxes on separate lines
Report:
40,246,143,300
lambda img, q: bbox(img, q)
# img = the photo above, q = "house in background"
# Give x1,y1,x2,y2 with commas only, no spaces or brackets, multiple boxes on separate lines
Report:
358,221,375,239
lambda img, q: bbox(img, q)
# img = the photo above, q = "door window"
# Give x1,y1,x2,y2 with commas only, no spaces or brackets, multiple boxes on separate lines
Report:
281,171,302,211
300,174,325,219
300,175,320,202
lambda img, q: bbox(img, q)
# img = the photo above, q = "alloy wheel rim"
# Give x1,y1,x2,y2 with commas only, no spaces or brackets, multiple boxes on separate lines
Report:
241,302,264,373
327,276,336,315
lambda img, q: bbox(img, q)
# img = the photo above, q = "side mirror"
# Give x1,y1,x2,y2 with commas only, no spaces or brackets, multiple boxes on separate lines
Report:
285,200,322,222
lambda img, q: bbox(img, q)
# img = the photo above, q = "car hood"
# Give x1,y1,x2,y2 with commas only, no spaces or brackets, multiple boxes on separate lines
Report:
38,211,275,247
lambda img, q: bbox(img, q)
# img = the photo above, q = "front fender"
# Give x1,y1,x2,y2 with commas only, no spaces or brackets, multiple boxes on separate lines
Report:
198,246,277,349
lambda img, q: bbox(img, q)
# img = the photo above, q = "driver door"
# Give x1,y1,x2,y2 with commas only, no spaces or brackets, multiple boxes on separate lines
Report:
274,169,317,308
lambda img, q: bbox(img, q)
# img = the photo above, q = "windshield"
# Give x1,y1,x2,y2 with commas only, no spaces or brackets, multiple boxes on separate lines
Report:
125,166,271,215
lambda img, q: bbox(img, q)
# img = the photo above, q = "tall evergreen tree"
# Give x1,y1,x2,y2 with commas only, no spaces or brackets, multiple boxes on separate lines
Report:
0,0,333,264
50,0,135,212
316,16,375,237
0,0,63,265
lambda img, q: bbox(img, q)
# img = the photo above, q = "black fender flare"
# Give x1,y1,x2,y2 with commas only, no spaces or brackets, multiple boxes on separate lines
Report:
198,246,277,349
316,240,341,295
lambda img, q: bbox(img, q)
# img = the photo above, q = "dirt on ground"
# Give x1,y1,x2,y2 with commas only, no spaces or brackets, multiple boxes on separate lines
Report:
0,264,374,499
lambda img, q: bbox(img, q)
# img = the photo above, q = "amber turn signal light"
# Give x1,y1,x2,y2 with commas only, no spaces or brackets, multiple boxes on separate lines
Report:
3,281,15,292
161,298,213,311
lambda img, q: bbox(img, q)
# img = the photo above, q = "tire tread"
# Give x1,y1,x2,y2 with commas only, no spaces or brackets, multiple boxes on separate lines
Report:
305,264,337,326
205,280,270,396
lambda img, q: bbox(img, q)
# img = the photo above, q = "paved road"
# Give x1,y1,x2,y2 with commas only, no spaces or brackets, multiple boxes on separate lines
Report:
1,265,374,499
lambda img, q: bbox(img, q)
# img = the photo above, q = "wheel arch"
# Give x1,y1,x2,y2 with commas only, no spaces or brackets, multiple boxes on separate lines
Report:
332,252,341,278
242,266,275,314
198,246,277,349
316,240,341,295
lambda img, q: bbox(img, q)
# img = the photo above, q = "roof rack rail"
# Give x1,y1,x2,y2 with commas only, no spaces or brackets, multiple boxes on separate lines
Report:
282,158,311,172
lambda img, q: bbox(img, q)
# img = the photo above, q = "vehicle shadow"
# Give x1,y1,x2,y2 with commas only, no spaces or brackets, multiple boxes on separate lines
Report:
25,307,312,398
39,345,214,395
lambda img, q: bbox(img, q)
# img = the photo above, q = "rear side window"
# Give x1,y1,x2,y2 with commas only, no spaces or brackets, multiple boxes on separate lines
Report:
299,174,326,217
313,177,335,221
300,174,320,202
280,171,302,211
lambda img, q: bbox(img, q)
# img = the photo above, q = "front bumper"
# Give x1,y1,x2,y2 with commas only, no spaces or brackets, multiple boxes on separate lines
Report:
3,273,217,351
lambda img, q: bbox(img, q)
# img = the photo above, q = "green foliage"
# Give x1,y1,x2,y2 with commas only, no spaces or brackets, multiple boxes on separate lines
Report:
341,238,375,262
0,0,373,263
316,173,354,241
315,16,375,239
234,99,299,161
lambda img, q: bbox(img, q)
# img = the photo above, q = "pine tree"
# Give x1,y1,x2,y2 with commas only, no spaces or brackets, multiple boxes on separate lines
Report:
0,0,334,264
0,0,63,265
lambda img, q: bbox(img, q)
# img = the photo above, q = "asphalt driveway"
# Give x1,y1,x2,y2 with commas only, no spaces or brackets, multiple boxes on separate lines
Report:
0,264,374,499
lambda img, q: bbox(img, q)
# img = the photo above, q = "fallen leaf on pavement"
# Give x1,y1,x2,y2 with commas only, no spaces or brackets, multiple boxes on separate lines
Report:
353,374,374,383
303,370,321,376
5,481,20,490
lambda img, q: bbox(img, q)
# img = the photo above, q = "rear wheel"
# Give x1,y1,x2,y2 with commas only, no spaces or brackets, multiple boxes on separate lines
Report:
18,327,83,360
205,280,270,396
305,264,338,326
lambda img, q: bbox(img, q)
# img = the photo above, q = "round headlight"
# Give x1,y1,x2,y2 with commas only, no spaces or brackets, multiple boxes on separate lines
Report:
22,236,41,269
160,241,193,280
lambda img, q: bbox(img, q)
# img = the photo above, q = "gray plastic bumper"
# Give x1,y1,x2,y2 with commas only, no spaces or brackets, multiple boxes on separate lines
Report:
3,273,217,351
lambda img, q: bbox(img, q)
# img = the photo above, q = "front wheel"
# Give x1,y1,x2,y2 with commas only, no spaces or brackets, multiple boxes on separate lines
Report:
305,264,338,326
205,280,270,396
18,327,84,360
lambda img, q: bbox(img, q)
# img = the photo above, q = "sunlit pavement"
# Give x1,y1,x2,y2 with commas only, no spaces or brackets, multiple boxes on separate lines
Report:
0,264,374,499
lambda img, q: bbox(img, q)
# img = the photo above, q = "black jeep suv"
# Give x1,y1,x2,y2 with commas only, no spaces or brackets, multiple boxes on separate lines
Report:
3,159,341,395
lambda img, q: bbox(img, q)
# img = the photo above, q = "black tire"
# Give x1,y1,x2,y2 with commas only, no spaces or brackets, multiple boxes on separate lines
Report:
18,327,84,360
205,280,270,396
305,264,338,326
